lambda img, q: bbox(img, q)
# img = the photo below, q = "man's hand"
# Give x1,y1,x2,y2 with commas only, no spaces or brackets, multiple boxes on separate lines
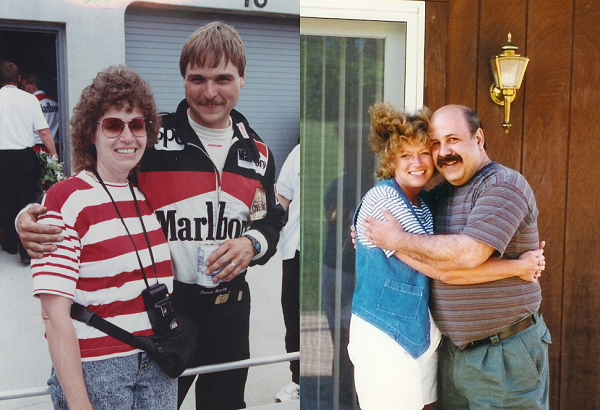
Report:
38,128,57,158
17,204,63,259
362,208,405,250
517,241,546,283
205,237,254,282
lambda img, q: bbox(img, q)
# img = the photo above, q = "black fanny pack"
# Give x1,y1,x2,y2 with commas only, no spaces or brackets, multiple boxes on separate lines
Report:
71,302,198,378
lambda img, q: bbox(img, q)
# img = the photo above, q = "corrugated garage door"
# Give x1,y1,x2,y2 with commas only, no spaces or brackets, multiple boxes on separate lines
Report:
124,6,299,173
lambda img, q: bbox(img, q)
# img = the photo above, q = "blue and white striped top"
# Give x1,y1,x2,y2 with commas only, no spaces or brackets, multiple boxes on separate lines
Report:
355,183,434,258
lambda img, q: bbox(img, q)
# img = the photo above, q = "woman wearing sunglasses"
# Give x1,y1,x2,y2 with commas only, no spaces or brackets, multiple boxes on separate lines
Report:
31,65,176,409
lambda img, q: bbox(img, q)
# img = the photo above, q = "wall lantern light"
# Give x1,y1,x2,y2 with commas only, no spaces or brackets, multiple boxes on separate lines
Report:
489,33,529,134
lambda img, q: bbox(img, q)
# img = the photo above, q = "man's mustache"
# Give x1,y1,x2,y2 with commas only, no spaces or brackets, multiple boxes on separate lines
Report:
437,154,462,167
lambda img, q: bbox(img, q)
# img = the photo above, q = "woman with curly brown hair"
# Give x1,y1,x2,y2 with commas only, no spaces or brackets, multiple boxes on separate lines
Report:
31,65,176,409
348,102,545,410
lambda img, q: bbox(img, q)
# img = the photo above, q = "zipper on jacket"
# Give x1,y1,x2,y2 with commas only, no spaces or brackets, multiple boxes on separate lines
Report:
187,142,223,231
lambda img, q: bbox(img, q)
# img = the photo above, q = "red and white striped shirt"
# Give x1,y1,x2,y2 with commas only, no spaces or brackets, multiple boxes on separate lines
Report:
32,170,174,361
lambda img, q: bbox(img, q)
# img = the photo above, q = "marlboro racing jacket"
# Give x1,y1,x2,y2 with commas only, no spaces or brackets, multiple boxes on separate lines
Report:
136,99,285,290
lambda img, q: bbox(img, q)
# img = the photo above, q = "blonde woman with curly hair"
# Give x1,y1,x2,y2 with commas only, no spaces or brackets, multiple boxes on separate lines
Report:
349,103,545,410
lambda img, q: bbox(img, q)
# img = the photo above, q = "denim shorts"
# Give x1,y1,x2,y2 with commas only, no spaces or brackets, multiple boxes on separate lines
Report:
438,312,551,410
48,352,177,410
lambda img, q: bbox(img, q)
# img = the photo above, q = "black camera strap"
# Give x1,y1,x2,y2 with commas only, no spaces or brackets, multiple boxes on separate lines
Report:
71,302,137,346
92,169,157,289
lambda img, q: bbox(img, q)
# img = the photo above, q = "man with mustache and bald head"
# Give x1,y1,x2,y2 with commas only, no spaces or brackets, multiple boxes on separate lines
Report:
363,104,550,410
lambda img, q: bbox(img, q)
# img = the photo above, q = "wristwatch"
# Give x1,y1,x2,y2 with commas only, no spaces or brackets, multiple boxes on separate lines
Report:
244,234,261,256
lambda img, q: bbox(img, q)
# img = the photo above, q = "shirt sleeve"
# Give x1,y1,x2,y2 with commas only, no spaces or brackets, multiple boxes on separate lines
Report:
462,181,530,256
247,145,286,265
356,185,409,258
31,188,81,299
276,145,299,201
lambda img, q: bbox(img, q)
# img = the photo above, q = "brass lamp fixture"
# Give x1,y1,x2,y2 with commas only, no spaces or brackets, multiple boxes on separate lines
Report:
489,33,529,133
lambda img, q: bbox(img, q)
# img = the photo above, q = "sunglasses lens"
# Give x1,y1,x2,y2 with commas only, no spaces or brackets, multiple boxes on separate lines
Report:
102,118,125,138
129,117,148,137
101,117,148,138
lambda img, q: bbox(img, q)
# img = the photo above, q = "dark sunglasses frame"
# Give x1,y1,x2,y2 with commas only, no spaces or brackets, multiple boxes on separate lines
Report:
97,117,150,139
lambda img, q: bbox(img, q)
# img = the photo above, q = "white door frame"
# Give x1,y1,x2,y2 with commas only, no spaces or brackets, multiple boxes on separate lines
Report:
301,0,425,111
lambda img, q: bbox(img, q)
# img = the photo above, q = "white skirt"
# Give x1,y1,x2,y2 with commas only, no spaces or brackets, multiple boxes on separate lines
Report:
348,313,442,410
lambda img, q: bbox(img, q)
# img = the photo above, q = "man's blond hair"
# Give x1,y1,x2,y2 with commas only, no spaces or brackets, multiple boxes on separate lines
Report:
179,21,246,78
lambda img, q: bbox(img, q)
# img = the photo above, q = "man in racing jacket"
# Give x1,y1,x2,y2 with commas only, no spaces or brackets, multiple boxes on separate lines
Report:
138,99,284,409
18,22,285,410
140,22,285,410
140,101,282,287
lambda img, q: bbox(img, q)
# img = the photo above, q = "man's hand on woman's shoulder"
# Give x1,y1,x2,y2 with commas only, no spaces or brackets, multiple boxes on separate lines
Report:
17,204,63,259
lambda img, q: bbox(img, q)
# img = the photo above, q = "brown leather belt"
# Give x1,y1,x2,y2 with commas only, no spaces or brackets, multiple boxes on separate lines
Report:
465,311,538,349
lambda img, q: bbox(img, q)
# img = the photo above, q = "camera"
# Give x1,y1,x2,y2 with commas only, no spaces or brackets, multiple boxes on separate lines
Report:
142,283,178,336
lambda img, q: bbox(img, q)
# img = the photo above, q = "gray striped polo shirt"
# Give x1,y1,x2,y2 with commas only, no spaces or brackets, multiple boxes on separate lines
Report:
429,161,542,348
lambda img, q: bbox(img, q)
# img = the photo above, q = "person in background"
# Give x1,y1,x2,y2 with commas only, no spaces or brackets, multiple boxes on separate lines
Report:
352,102,545,410
322,171,359,407
0,61,56,265
31,65,176,410
275,142,300,403
20,71,60,153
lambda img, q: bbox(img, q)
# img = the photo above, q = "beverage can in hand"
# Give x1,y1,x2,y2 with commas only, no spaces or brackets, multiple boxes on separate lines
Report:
197,243,221,288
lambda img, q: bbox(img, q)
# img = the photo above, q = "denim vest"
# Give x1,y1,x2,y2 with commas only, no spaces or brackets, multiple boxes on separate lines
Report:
351,178,432,358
